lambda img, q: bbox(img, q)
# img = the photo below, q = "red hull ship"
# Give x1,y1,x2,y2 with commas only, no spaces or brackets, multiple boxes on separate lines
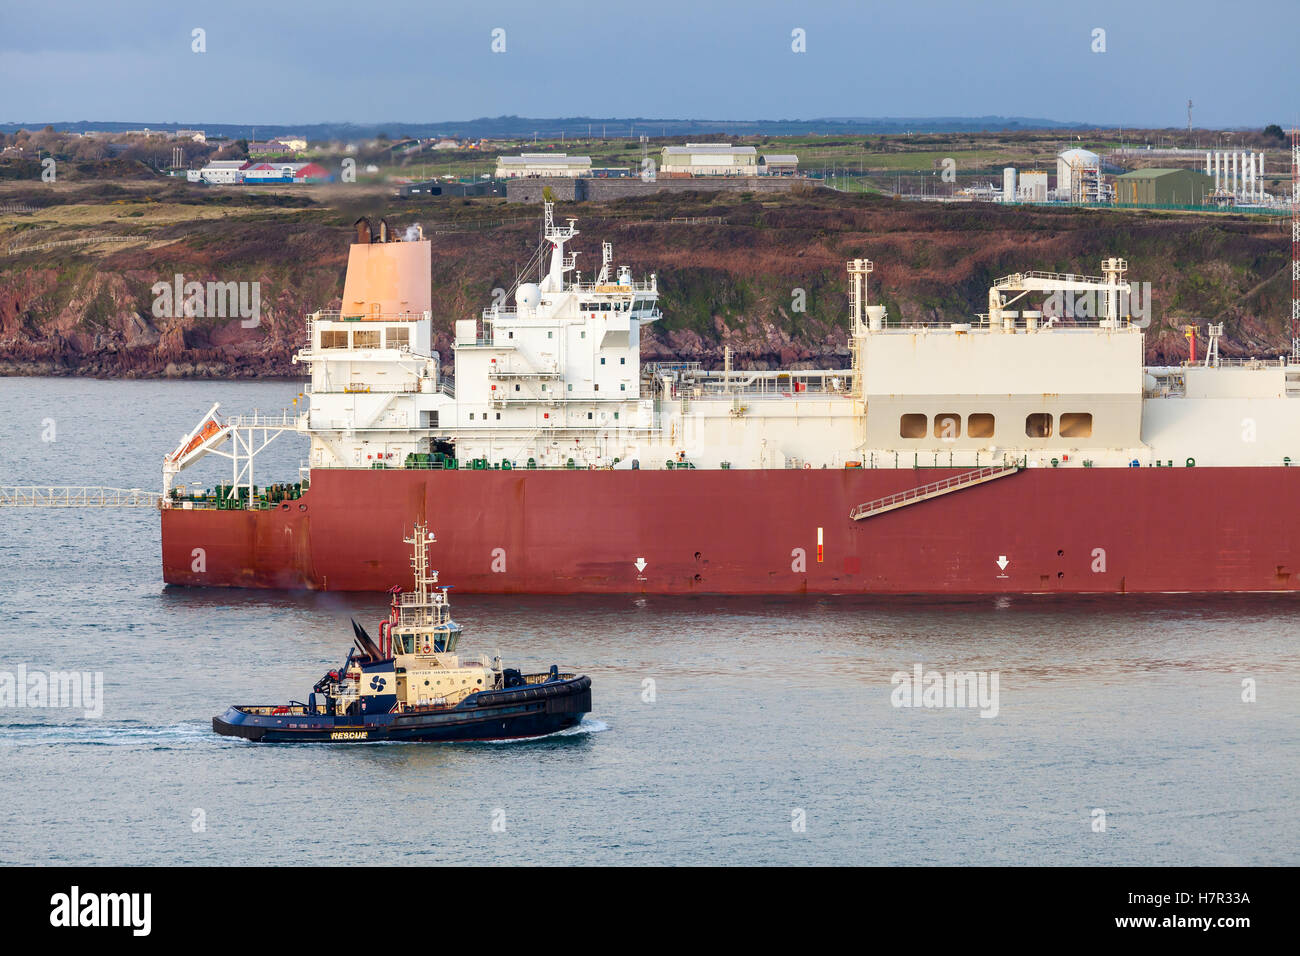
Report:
160,208,1300,595
162,466,1300,593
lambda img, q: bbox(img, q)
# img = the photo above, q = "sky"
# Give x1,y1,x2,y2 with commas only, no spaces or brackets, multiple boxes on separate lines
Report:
0,0,1296,128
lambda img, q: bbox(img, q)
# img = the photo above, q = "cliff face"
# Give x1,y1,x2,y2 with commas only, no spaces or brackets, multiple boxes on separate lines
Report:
0,190,1291,377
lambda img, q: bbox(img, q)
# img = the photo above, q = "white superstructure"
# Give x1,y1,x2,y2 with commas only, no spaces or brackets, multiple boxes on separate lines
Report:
164,204,1300,497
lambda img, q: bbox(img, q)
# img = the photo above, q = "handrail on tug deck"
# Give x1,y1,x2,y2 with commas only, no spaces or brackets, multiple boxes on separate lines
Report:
849,464,1022,521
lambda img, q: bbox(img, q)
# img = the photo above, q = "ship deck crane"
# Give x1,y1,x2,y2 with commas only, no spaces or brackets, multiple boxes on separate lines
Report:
988,258,1132,329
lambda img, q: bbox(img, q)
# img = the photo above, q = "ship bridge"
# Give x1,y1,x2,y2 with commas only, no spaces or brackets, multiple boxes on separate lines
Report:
281,203,667,472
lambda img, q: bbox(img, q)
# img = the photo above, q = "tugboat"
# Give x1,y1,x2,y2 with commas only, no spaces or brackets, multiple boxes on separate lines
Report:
212,523,592,743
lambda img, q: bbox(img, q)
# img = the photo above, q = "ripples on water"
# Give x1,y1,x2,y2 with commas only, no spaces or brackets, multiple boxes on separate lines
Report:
0,378,1297,865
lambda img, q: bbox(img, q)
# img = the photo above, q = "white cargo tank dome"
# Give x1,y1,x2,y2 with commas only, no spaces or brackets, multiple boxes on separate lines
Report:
1058,147,1100,165
515,283,541,311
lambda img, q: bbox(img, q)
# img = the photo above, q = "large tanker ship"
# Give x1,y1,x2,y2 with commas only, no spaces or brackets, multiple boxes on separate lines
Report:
160,206,1300,594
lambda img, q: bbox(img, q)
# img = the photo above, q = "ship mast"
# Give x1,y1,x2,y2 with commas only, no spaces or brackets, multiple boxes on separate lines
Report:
403,522,440,626
847,258,874,399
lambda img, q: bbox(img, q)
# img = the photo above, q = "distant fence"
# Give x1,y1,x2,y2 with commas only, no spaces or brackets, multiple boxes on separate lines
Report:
5,235,140,255
918,197,1290,216
1075,201,1288,216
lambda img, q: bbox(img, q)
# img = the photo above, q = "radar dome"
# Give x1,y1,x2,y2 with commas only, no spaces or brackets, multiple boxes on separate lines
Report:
515,283,541,311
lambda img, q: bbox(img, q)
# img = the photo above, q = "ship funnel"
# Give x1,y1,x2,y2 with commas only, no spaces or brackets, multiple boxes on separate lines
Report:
353,217,373,244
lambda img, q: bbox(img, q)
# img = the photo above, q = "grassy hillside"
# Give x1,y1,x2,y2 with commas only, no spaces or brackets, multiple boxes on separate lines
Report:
0,180,1291,377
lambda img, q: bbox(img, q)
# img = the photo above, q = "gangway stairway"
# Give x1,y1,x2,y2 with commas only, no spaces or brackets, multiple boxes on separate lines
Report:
849,464,1022,521
1,486,162,508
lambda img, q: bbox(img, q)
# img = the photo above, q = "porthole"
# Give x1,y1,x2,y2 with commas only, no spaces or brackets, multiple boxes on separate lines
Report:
967,413,995,438
1060,412,1093,438
1025,413,1053,438
900,414,927,439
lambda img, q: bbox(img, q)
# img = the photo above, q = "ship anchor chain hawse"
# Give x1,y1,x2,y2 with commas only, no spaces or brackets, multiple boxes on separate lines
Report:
163,202,1300,596
212,523,592,743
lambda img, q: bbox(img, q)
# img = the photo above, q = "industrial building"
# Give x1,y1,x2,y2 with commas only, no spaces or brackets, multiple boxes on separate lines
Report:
1018,170,1049,202
661,143,757,176
243,161,330,183
194,160,249,184
759,153,799,175
495,154,592,178
1113,168,1215,206
1056,147,1112,202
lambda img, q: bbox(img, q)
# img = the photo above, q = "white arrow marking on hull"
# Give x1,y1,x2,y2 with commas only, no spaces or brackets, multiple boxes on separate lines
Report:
634,558,647,573
996,555,1009,571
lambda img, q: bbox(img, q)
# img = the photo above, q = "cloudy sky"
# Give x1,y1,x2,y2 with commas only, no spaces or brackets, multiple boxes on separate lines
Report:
1,0,1295,128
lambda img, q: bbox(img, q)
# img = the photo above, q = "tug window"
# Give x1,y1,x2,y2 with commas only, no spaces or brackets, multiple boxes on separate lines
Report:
900,414,927,439
1060,412,1093,438
967,413,995,438
934,414,961,440
1025,413,1053,438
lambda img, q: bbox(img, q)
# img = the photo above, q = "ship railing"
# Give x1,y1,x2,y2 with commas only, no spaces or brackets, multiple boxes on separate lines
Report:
644,361,702,374
1183,357,1291,369
223,410,303,429
992,269,1109,287
309,310,432,323
2,486,163,508
849,465,1021,521
238,704,316,716
569,280,657,294
669,370,855,398
317,382,423,394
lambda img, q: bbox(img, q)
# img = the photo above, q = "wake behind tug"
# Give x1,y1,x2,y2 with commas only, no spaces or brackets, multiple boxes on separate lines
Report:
212,524,591,743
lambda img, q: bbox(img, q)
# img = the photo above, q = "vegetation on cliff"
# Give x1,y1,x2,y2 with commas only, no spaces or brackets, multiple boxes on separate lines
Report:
0,180,1291,377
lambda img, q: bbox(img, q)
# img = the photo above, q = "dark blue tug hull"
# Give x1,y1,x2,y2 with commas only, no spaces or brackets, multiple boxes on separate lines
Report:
213,675,592,743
